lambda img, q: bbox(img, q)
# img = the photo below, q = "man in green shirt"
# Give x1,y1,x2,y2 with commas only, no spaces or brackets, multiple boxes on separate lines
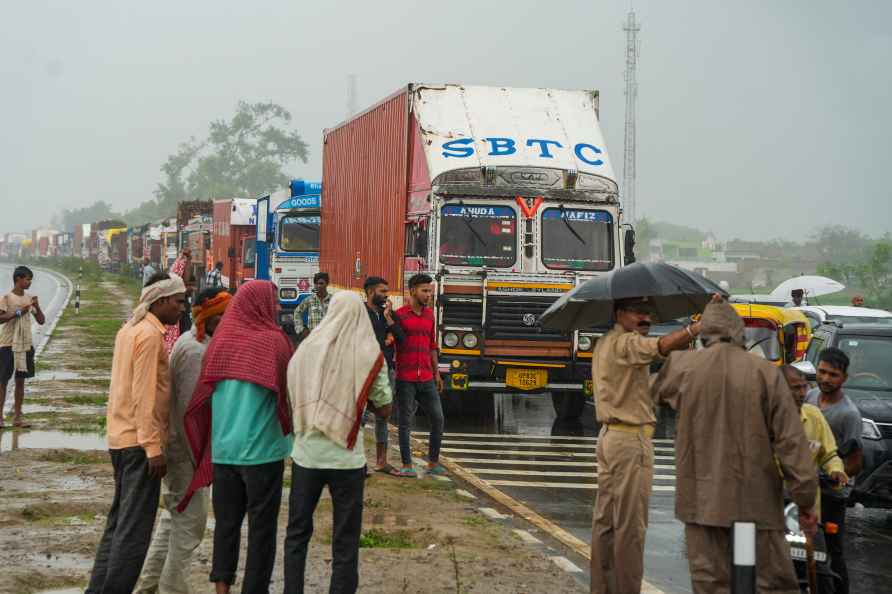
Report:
285,291,393,594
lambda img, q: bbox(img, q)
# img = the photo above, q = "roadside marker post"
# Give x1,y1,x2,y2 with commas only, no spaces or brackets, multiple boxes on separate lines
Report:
731,522,756,594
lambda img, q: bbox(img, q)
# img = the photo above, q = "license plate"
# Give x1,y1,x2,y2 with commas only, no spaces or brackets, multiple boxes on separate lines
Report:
789,547,827,563
506,368,548,391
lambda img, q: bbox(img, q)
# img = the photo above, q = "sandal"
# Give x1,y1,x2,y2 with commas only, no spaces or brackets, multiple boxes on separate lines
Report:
397,467,417,478
375,464,401,477
12,419,31,429
427,464,448,476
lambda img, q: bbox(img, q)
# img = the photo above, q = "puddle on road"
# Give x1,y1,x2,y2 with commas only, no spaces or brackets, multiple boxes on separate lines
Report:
0,430,105,452
33,370,85,381
26,552,92,571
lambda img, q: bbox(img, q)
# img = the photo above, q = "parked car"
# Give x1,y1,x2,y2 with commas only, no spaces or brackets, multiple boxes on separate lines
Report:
795,305,892,331
795,323,892,509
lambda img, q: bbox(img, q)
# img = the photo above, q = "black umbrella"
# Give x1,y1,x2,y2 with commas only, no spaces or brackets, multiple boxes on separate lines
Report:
539,262,729,331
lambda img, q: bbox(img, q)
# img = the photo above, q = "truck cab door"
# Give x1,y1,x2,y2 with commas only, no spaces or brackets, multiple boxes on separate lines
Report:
255,196,271,280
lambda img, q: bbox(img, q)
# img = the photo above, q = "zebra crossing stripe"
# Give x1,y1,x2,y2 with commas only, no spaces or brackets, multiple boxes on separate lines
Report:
412,431,676,445
471,468,676,480
438,439,676,454
440,447,675,461
450,457,677,471
485,479,676,492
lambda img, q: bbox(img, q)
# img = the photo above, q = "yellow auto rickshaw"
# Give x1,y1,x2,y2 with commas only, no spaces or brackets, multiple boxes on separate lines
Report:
730,303,812,366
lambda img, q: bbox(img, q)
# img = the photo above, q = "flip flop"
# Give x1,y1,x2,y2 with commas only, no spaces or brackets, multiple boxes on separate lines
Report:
12,420,31,429
374,464,401,477
397,467,417,478
427,464,448,476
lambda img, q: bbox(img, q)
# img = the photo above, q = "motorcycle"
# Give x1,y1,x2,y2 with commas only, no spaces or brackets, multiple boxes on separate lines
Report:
783,502,840,593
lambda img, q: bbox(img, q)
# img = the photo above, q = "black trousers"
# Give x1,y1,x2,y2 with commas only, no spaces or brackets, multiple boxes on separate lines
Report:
86,447,161,594
211,460,284,594
821,494,849,594
283,463,366,594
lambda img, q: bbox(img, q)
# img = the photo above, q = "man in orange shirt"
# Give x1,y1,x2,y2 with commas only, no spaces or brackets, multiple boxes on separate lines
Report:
86,272,186,594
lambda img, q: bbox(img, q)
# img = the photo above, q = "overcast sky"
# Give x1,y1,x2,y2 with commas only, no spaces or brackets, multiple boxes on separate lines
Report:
2,1,890,240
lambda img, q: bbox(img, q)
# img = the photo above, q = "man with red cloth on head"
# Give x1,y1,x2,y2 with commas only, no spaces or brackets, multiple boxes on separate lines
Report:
180,281,294,594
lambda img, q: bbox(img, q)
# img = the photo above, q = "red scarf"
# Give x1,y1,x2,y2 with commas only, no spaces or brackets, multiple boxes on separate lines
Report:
178,281,293,512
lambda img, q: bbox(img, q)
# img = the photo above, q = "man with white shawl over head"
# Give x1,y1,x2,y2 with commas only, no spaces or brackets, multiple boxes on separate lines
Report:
284,291,393,594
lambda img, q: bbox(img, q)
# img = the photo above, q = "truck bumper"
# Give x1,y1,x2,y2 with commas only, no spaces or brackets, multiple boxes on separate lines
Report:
437,355,592,396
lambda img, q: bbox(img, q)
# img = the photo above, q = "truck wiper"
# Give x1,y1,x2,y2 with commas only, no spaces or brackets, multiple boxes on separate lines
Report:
559,205,586,245
462,212,487,246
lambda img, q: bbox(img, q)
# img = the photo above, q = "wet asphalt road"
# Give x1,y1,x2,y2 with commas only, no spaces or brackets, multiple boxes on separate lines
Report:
414,392,892,594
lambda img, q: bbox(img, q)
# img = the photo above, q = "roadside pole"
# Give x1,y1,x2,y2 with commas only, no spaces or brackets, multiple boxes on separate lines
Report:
731,522,756,594
75,266,81,314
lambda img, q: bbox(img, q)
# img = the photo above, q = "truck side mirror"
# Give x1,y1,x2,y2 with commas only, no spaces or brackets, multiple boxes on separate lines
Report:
623,227,636,265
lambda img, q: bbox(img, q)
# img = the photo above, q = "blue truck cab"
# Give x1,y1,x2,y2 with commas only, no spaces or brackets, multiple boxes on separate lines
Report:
255,180,322,330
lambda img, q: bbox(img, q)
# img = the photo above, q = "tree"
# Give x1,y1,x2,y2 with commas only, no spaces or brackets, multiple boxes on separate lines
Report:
155,101,309,205
55,201,120,231
809,225,871,266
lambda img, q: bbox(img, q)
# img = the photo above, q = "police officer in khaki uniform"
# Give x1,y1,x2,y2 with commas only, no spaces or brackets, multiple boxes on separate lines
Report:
590,296,708,594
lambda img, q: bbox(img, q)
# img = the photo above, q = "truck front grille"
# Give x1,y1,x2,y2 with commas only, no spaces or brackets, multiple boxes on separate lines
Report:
441,296,483,327
485,295,567,340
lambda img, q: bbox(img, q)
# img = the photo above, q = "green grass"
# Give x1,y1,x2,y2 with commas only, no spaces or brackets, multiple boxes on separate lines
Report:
463,515,488,527
64,394,107,406
358,529,416,549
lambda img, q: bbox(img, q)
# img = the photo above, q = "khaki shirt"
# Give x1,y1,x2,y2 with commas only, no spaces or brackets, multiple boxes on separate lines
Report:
591,324,662,426
106,313,171,458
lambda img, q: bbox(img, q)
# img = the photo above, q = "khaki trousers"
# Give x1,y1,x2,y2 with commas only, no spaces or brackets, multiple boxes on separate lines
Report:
684,524,799,594
134,456,208,594
591,426,653,594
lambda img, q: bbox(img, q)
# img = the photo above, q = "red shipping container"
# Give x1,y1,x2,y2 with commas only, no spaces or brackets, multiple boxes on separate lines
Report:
321,89,411,293
212,199,257,290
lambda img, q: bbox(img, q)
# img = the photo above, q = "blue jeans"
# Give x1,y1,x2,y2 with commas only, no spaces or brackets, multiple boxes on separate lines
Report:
396,380,444,466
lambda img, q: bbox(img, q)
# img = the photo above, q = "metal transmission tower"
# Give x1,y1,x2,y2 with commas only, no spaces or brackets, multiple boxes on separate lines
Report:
622,9,640,224
346,74,358,119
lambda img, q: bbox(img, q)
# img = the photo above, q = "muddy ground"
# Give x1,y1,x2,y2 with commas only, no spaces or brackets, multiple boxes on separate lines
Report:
0,271,586,594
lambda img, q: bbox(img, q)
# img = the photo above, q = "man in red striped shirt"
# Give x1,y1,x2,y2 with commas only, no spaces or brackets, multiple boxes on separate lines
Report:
394,273,447,478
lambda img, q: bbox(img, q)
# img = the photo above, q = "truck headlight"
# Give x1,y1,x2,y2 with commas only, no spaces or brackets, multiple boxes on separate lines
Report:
578,336,593,351
862,418,883,440
462,333,479,349
280,288,298,300
443,332,459,348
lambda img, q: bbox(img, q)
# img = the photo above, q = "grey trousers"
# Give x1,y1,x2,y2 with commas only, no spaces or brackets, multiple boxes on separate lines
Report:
134,455,208,594
86,447,161,594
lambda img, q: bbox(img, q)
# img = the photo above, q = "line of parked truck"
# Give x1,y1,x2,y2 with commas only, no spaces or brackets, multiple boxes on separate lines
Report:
7,84,637,416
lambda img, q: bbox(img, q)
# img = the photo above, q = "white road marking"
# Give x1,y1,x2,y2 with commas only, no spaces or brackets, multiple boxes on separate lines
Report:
471,468,676,480
441,447,675,461
513,529,542,544
485,479,675,492
449,457,677,471
549,556,584,573
455,489,477,500
414,431,676,445
479,507,509,520
438,439,676,454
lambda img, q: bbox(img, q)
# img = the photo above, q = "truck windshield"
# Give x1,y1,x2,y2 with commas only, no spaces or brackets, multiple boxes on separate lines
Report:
439,204,516,268
541,208,613,271
279,214,320,252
